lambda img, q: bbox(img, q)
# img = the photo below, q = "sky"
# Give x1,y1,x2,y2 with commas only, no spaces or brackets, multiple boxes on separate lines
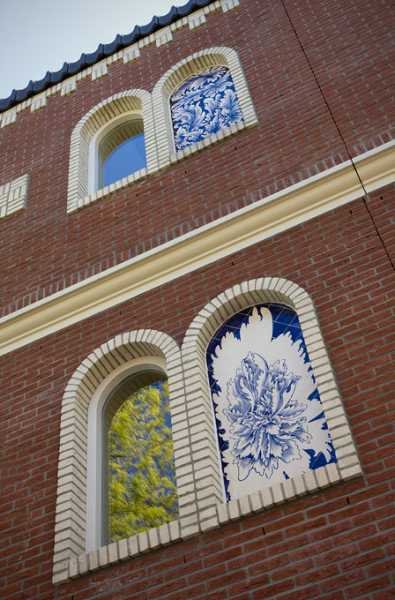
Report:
0,0,189,100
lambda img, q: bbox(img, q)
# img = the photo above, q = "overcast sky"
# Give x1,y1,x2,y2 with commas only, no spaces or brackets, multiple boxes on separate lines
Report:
0,0,189,99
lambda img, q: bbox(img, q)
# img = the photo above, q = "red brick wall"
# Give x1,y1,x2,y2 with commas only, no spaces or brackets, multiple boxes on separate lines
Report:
1,186,394,599
0,0,394,316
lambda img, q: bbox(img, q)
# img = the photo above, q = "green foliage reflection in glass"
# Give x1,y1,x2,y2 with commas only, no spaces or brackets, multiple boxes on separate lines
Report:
108,380,178,541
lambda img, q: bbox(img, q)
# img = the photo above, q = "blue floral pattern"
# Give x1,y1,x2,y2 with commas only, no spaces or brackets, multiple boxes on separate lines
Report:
170,66,243,151
225,353,311,481
206,304,337,500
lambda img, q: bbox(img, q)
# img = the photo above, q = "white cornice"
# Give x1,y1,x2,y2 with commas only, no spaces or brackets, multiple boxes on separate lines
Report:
1,140,394,357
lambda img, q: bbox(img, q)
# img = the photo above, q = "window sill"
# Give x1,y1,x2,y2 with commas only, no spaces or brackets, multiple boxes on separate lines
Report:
72,167,148,211
67,119,257,214
168,118,252,165
53,461,362,584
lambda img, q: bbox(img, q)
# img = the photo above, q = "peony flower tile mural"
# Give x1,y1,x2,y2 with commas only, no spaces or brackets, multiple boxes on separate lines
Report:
206,304,337,501
170,66,244,151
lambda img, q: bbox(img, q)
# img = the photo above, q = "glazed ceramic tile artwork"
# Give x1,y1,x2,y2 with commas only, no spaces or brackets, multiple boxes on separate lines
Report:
170,66,244,151
207,304,337,501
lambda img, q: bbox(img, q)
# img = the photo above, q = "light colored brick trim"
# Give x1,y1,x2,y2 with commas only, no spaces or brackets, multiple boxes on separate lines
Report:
188,8,207,29
66,89,157,213
0,108,16,127
155,26,173,47
1,1,239,125
1,141,394,355
66,45,255,214
91,62,108,81
216,461,342,526
181,278,362,529
123,45,140,63
49,279,363,583
168,119,248,164
53,329,194,583
60,77,77,96
30,93,47,112
152,45,258,168
0,173,29,218
221,0,240,12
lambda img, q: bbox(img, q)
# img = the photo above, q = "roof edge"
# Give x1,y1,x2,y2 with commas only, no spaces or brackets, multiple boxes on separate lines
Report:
0,0,215,114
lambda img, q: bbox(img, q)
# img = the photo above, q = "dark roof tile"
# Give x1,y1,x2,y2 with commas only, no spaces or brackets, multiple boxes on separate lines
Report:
0,0,215,113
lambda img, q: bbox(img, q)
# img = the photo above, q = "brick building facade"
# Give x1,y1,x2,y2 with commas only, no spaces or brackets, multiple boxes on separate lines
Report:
0,1,394,599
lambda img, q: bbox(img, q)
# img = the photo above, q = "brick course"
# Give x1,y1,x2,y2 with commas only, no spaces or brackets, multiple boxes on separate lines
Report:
1,0,395,597
0,0,393,315
1,186,394,598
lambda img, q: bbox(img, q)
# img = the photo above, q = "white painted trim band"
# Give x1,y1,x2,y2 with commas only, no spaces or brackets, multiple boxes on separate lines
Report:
0,141,394,357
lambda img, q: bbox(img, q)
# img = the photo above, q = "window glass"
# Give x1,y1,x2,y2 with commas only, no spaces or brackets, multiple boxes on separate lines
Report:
206,303,337,501
107,379,178,542
170,66,243,152
101,132,146,188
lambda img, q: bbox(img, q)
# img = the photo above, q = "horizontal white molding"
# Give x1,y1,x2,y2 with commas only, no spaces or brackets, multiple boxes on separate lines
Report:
0,140,394,357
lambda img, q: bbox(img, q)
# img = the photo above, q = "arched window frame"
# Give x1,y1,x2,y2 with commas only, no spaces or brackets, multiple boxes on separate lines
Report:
53,329,192,583
152,46,258,168
66,90,157,213
66,49,257,215
53,281,362,584
181,278,362,527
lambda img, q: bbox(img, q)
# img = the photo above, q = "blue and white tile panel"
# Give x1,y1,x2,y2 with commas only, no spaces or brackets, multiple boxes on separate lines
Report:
181,278,362,533
207,304,336,500
171,66,243,152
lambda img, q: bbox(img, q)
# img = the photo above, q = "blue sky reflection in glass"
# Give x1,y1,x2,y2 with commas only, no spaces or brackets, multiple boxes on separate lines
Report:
206,304,337,501
102,133,146,187
171,66,243,151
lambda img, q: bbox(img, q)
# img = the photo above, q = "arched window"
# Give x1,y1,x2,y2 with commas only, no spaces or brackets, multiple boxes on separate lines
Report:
53,285,362,583
105,372,178,544
170,66,243,151
181,278,361,525
98,118,146,189
152,47,258,167
67,90,157,212
85,354,180,552
206,303,337,501
53,331,187,583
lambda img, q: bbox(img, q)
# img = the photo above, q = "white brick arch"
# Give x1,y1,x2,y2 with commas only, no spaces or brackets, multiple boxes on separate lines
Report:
152,46,257,167
181,278,361,527
53,329,184,582
53,281,362,583
66,89,157,212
